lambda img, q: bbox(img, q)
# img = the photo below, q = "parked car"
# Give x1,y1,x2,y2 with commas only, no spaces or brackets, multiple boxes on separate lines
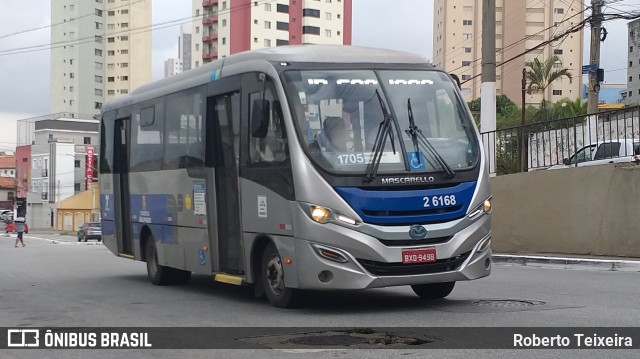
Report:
77,222,102,242
548,139,640,170
0,210,12,222
4,222,28,234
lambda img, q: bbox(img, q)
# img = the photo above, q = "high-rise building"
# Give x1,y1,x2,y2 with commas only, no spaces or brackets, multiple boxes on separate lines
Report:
191,0,352,68
181,25,193,71
50,0,152,116
164,58,183,77
433,0,584,106
624,19,640,105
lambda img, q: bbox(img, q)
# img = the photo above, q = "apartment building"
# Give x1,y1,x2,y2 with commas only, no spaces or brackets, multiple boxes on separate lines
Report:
191,0,352,67
50,0,152,116
625,19,640,105
181,25,193,71
433,0,584,106
164,58,183,77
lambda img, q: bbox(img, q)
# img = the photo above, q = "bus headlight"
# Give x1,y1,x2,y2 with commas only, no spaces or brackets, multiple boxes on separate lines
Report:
311,206,331,224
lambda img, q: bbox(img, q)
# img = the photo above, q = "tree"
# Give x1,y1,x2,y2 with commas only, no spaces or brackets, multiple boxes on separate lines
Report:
552,97,587,119
525,56,573,108
467,94,521,130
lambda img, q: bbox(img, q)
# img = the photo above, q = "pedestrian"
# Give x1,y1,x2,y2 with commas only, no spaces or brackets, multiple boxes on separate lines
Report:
14,216,26,248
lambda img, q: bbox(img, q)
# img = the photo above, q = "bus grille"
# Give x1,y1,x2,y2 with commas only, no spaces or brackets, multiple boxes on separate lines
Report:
377,236,453,247
356,251,471,276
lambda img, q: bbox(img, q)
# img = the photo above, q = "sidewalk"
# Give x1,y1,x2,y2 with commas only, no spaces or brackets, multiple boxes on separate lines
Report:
493,253,640,272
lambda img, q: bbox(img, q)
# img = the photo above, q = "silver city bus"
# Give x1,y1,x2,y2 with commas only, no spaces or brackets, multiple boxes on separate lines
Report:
99,45,492,308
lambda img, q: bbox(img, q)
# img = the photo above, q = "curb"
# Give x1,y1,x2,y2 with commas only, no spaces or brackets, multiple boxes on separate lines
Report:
493,254,640,272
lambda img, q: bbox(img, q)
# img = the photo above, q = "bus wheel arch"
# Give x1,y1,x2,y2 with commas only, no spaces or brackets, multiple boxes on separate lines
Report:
250,235,272,299
139,225,153,262
258,240,301,308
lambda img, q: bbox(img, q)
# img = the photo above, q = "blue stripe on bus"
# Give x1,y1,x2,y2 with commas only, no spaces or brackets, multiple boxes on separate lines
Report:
335,181,477,225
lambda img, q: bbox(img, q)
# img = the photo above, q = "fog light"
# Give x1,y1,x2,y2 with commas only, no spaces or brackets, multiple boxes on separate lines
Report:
318,270,334,283
477,237,491,253
312,244,349,263
311,206,331,223
485,258,491,270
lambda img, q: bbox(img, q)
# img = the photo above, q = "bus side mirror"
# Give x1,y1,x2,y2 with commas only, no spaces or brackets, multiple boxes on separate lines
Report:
449,74,462,90
251,99,270,138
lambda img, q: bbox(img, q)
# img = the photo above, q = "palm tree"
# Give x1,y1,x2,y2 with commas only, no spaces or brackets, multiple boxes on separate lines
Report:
525,56,573,109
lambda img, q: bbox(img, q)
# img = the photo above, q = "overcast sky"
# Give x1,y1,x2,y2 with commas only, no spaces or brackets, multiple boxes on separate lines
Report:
0,0,632,152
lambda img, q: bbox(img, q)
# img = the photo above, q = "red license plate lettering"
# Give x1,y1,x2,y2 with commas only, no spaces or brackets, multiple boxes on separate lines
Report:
402,248,437,264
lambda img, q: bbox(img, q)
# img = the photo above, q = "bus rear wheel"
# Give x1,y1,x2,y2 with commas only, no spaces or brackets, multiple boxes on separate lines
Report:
145,237,191,285
411,282,456,299
261,242,300,308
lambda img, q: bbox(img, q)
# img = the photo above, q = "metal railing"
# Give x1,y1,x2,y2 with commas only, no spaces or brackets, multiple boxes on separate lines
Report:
480,106,640,176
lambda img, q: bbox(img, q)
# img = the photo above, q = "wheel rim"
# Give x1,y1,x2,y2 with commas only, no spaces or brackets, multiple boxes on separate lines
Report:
266,255,284,295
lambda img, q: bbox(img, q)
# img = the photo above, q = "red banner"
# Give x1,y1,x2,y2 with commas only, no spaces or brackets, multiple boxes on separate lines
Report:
86,145,94,190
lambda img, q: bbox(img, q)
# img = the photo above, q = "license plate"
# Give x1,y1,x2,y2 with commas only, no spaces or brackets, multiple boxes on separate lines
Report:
402,248,437,264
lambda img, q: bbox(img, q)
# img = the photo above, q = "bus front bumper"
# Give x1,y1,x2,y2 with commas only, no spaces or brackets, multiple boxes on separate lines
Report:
290,233,492,290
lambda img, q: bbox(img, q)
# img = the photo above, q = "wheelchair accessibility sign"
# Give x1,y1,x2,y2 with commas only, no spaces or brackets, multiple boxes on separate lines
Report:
407,151,426,171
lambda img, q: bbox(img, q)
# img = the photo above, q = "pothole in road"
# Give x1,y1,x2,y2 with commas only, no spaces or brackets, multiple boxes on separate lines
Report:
472,299,546,308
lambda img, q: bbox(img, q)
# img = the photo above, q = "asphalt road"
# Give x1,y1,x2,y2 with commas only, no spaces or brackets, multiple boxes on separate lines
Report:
1,234,638,358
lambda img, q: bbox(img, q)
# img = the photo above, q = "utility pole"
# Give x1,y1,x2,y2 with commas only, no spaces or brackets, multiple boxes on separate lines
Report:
521,68,527,172
481,0,496,174
587,0,604,114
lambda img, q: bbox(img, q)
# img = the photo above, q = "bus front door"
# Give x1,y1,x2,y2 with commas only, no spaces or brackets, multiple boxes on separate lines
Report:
114,117,134,256
206,85,244,275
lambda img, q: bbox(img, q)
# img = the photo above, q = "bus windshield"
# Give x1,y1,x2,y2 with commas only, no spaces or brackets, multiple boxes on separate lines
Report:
283,69,479,175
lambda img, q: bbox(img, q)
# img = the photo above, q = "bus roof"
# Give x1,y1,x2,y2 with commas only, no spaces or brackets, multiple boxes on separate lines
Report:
102,45,439,112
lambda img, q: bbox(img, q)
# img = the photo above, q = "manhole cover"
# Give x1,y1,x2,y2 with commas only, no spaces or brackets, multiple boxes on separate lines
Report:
472,299,545,308
288,335,368,346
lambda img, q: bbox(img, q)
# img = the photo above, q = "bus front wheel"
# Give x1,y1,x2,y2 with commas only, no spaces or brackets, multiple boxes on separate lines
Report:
261,242,300,308
411,282,456,299
145,237,191,285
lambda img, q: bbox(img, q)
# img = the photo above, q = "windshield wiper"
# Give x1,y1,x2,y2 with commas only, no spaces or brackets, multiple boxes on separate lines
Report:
365,89,398,183
406,98,456,178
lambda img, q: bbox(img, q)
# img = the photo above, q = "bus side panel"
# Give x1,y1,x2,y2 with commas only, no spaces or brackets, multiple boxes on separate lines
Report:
100,177,118,256
239,178,297,285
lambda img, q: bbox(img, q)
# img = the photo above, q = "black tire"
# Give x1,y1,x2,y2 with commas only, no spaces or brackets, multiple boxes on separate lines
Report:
411,282,456,299
77,234,82,242
261,242,300,308
145,237,191,285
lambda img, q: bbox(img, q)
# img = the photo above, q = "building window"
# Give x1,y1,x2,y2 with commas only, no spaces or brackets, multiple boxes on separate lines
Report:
461,75,472,81
196,26,200,34
95,89,103,96
108,90,115,95
630,76,633,82
196,43,200,51
95,35,103,43
108,50,115,56
70,73,75,79
70,100,74,106
254,37,258,43
108,63,115,69
121,49,128,55
95,49,102,56
464,47,472,53
462,61,471,66
302,26,320,35
303,9,321,18
277,22,289,31
121,62,129,68
277,4,289,13
554,8,564,14
222,19,227,27
121,9,128,15
264,39,272,47
222,37,226,45
463,20,472,25
96,22,103,29
108,37,115,43
463,33,472,40
122,75,128,81
95,62,103,69
95,9,103,16
276,39,289,46
70,86,74,92
95,75,103,83
74,183,81,191
325,29,331,37
554,49,563,55
464,6,473,12
326,12,332,20
553,90,562,96
265,21,271,29
108,10,115,16
121,36,128,41
108,77,115,82
265,3,271,11
121,89,129,94
84,137,91,144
